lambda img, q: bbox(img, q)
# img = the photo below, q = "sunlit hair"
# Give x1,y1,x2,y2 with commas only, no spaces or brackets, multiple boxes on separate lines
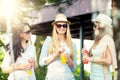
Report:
89,21,113,56
48,23,74,60
11,23,30,62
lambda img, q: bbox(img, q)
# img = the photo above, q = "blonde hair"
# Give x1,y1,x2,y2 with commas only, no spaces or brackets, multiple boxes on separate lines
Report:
89,21,113,56
48,23,74,60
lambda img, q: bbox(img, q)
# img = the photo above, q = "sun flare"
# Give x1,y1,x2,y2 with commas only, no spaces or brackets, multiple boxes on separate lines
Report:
0,0,20,17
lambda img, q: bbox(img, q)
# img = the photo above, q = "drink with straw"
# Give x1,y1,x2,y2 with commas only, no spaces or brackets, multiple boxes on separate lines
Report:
60,43,70,64
60,53,66,64
60,43,66,64
83,52,88,64
82,47,89,64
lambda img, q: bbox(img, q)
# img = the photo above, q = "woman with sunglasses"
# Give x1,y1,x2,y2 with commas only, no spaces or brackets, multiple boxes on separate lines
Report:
82,14,117,80
1,23,36,80
39,14,77,80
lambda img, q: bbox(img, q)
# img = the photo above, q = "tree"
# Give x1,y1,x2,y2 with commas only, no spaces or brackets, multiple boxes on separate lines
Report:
112,0,120,80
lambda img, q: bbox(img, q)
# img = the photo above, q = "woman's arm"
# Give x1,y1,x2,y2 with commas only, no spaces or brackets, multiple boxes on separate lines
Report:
67,42,77,71
44,51,60,65
39,36,60,66
1,50,33,73
66,55,74,68
92,47,112,65
83,46,112,65
28,45,37,70
1,63,32,73
39,36,66,66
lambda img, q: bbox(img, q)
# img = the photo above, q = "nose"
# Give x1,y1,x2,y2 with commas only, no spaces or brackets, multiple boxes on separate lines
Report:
60,26,64,28
93,27,95,30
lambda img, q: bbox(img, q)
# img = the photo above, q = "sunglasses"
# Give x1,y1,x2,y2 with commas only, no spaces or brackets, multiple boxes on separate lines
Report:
56,24,67,28
93,24,97,28
23,30,31,34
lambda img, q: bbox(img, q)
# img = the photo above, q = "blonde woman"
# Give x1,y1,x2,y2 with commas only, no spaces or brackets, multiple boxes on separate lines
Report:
82,14,117,80
39,14,76,80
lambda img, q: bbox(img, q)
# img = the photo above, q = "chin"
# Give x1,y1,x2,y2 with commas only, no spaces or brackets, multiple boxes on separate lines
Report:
59,32,65,35
95,31,99,36
95,33,99,36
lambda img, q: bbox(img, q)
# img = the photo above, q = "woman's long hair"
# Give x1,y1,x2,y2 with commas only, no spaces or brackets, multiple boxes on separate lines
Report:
89,22,113,56
5,23,30,62
48,23,74,60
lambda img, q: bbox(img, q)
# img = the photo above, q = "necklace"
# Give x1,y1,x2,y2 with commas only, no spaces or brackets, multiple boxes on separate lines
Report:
60,42,66,47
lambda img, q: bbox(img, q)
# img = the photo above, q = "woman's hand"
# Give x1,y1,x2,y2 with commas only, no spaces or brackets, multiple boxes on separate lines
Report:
82,56,92,62
65,54,74,68
28,57,35,67
58,47,65,54
44,47,65,65
82,48,89,54
1,63,32,73
65,54,70,62
82,48,90,64
19,63,32,70
56,47,65,57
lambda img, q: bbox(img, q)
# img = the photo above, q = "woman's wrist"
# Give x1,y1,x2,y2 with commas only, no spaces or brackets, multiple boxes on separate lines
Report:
13,64,22,70
67,57,74,68
53,51,60,58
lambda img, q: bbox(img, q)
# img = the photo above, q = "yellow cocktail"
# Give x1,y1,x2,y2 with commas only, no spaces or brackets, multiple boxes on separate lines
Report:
60,53,66,64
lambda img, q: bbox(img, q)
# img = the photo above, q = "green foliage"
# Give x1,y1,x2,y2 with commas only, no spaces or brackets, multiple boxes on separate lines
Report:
34,35,47,80
46,0,62,4
0,46,8,80
34,36,45,60
0,39,4,47
0,38,5,64
0,68,8,80
32,0,45,7
73,64,81,80
0,49,4,64
31,0,73,7
73,64,90,80
73,64,80,77
35,65,47,80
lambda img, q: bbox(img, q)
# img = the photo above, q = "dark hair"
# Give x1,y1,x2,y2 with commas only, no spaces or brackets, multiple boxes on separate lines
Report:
5,23,30,62
4,43,10,51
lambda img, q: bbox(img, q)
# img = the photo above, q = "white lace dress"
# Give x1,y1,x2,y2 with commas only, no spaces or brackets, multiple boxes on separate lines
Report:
1,45,36,80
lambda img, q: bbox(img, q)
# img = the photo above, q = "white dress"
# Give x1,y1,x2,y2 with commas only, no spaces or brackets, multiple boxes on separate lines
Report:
1,45,36,80
39,36,77,80
90,35,117,80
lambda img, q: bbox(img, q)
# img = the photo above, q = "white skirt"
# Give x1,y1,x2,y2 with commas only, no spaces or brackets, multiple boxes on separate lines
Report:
45,60,75,80
8,70,36,80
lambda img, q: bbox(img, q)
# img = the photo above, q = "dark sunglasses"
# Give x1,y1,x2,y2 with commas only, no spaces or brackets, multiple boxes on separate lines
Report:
56,24,67,28
93,24,97,28
23,30,31,34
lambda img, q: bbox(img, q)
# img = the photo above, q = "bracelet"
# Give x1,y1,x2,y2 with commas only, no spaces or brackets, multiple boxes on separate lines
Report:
92,57,94,62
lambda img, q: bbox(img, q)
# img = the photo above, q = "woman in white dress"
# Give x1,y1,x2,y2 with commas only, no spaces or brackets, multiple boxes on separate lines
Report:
39,14,77,80
82,14,117,80
1,23,36,80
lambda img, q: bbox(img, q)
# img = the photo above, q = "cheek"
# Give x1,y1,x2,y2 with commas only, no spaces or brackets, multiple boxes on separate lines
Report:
22,35,31,40
26,35,31,39
56,28,59,31
20,34,23,38
95,30,99,36
56,28,59,33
